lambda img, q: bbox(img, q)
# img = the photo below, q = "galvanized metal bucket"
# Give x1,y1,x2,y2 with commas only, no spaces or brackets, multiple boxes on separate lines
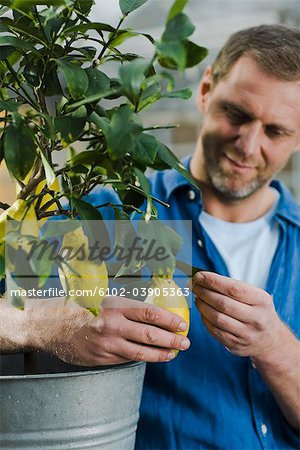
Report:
0,359,146,449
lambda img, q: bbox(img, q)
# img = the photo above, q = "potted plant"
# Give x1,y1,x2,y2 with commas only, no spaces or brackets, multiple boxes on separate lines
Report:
0,0,207,447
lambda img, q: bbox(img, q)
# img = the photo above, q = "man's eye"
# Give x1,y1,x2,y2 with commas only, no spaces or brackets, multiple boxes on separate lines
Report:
265,126,284,138
225,111,249,124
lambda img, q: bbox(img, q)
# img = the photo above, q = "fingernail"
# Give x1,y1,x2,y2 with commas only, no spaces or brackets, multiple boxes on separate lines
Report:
178,321,187,332
186,279,192,288
181,339,190,350
166,351,176,360
196,271,204,282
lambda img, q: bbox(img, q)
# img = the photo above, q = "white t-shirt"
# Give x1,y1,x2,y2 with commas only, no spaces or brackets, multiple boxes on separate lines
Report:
199,191,280,289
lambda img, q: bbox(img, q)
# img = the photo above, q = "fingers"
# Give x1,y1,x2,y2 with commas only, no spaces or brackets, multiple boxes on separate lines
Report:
195,297,246,337
108,338,179,363
193,286,253,323
89,331,181,364
87,345,130,365
121,319,190,352
92,296,191,364
201,316,246,354
191,273,279,358
102,296,188,333
191,271,266,305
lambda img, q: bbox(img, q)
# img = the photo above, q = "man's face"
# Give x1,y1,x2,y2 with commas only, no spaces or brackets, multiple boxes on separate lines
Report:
198,56,300,200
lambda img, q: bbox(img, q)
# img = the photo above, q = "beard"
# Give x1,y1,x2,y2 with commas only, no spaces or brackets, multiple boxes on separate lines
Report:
204,153,267,200
202,135,270,201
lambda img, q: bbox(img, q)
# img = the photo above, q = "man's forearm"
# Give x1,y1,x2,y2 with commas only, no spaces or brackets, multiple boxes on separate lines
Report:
252,324,300,430
0,296,190,366
0,298,29,354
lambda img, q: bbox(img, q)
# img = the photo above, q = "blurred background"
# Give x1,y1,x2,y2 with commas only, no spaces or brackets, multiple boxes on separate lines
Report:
1,0,299,205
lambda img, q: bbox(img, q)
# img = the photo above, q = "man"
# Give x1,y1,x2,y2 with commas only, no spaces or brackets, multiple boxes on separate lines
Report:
135,24,300,449
0,23,299,449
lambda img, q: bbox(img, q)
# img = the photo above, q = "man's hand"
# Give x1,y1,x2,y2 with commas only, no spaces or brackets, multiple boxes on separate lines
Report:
23,296,190,366
190,271,287,359
190,271,300,429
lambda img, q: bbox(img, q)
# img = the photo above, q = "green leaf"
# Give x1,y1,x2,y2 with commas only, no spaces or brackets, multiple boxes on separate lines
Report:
44,16,65,41
63,22,115,35
23,61,42,87
56,59,89,99
66,86,122,112
85,68,110,97
28,238,55,288
0,99,20,112
3,123,36,180
119,58,149,104
109,28,138,47
156,142,199,189
156,40,186,70
76,46,97,60
11,0,65,7
134,167,150,196
89,113,110,137
39,150,55,188
132,133,158,164
0,17,46,44
163,87,192,99
0,45,15,60
74,0,94,14
162,13,194,42
137,219,183,276
0,6,9,16
139,82,162,110
54,106,87,143
119,0,150,15
0,36,40,56
118,186,145,212
134,167,153,221
71,197,110,250
107,105,143,158
185,40,208,68
44,63,62,96
42,219,81,239
113,210,144,276
67,149,102,166
167,0,188,23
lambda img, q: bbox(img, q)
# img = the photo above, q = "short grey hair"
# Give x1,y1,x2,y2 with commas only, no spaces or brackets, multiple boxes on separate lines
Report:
211,24,300,84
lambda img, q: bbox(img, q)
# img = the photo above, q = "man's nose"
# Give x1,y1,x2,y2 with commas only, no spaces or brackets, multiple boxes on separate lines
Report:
235,121,262,157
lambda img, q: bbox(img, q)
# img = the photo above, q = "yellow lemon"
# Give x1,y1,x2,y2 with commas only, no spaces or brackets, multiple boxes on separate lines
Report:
145,275,190,338
58,225,108,316
0,199,39,242
0,199,39,277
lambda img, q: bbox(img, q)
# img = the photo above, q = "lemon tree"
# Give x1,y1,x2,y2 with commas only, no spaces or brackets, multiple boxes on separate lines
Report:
0,0,207,318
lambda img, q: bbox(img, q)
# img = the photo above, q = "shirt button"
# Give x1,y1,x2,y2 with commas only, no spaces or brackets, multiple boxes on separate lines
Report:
197,239,203,248
188,190,196,200
251,360,256,369
261,423,268,436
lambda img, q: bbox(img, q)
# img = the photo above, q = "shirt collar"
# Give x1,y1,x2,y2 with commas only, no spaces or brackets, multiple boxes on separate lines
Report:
164,154,195,200
271,179,300,228
164,154,300,228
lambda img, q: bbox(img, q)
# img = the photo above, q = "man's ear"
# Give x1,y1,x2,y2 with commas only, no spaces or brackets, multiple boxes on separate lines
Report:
197,66,213,113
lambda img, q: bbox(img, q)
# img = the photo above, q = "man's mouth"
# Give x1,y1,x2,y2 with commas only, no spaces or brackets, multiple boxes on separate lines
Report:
225,155,255,171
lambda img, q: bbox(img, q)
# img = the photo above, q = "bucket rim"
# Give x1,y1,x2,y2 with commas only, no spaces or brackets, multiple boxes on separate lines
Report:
0,360,145,381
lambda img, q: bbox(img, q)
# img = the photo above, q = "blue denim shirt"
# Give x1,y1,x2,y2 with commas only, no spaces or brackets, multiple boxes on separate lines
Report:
134,156,300,450
1,157,299,448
